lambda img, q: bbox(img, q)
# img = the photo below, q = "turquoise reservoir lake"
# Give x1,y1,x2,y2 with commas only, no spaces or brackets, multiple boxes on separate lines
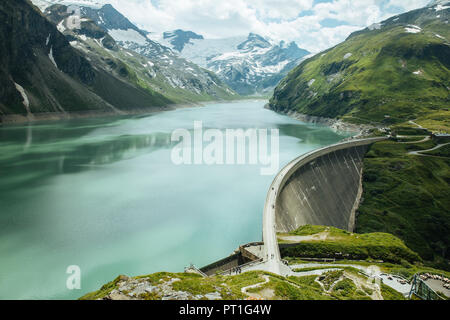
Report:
0,100,352,299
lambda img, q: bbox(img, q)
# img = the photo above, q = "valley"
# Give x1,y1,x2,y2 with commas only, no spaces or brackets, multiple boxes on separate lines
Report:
1,0,312,123
0,0,448,302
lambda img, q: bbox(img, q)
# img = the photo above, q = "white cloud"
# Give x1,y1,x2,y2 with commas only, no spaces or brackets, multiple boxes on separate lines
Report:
251,0,314,19
104,0,431,52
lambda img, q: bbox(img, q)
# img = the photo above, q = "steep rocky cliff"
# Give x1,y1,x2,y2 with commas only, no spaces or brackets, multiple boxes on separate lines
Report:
43,2,237,104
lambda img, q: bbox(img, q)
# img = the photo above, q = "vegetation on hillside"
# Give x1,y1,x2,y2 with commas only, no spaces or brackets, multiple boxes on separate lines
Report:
80,268,405,301
84,38,238,104
422,144,450,157
269,5,449,132
278,225,421,264
81,216,450,301
356,137,450,270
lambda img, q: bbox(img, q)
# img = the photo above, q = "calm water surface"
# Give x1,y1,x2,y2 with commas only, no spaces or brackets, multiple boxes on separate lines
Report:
0,100,352,299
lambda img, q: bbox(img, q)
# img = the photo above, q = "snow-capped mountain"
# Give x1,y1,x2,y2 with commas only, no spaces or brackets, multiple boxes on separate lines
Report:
34,1,236,101
0,0,179,119
150,30,310,95
33,0,308,96
162,30,204,52
428,0,449,6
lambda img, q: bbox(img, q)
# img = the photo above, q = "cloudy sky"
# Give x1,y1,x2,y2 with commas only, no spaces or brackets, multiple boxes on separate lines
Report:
106,0,431,52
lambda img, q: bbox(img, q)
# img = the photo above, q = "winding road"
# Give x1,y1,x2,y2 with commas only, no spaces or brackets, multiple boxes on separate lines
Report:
408,142,450,156
397,135,430,144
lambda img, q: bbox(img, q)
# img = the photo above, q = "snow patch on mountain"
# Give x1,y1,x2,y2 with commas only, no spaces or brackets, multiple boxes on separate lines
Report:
57,20,66,33
428,0,450,6
162,30,204,52
368,23,382,30
14,82,30,111
153,30,309,95
405,25,422,33
178,36,248,67
48,46,58,69
109,29,147,45
435,4,450,11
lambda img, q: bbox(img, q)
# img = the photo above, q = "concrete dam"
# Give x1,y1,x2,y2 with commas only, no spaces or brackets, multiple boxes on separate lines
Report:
274,138,387,233
198,137,387,276
259,137,387,274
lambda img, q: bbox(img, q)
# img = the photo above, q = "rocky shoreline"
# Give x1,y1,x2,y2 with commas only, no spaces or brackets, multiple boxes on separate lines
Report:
0,98,260,126
264,104,377,139
0,103,199,126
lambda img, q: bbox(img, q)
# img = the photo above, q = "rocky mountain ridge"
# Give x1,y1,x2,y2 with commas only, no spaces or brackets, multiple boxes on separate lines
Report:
0,0,175,121
42,2,237,102
152,30,310,95
33,0,310,96
0,0,237,122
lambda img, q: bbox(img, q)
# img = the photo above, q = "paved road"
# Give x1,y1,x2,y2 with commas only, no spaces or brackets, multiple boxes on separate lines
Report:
290,263,411,295
261,162,291,275
241,275,270,295
397,135,430,144
408,142,450,156
408,120,423,129
240,262,411,296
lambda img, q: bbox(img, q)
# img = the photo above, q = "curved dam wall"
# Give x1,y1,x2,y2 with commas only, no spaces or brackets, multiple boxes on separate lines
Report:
274,137,387,233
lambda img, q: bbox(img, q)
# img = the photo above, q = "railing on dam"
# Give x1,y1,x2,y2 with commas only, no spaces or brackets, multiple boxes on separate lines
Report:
217,259,264,276
409,273,446,300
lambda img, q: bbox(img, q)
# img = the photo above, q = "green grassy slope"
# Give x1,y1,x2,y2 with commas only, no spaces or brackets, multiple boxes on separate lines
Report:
0,0,175,118
86,40,237,104
356,138,450,270
278,225,421,264
44,4,239,106
269,4,450,132
1,1,239,120
79,269,404,301
81,221,450,300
